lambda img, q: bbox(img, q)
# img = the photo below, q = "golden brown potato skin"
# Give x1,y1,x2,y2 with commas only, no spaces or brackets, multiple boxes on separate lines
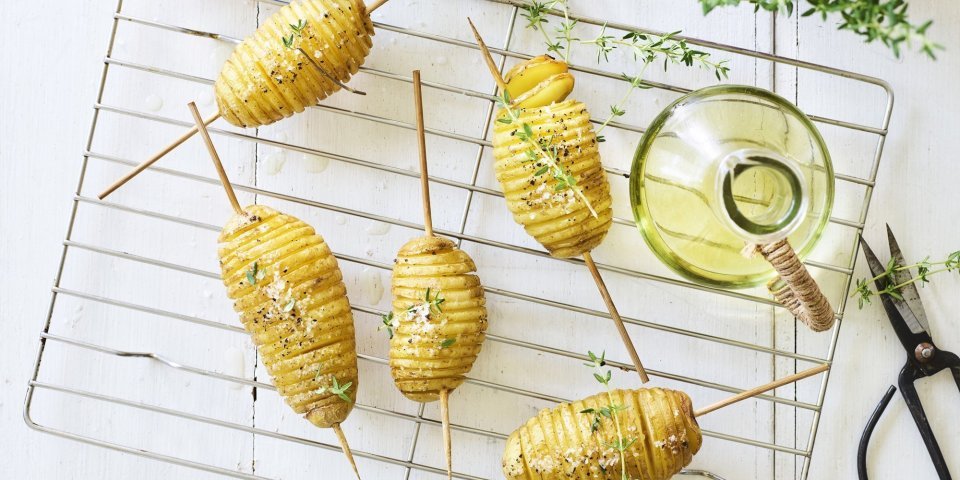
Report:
214,0,374,127
492,98,613,258
389,236,487,403
218,204,358,428
502,388,702,480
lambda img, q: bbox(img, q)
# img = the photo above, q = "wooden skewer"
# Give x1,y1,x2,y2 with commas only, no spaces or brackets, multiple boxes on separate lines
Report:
99,111,221,199
467,18,508,91
412,70,434,237
413,69,450,477
192,100,362,478
187,103,242,215
332,423,363,480
583,252,649,384
439,389,453,480
471,17,648,383
367,0,391,12
694,363,830,418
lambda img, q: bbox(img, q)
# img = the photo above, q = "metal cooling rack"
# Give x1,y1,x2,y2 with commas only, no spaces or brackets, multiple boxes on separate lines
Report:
25,0,893,478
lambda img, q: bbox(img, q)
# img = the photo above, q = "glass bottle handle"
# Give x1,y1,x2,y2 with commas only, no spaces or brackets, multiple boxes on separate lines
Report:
754,240,835,331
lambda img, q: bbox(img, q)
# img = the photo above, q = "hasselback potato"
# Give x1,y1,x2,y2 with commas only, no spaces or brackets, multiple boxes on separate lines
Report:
388,236,488,402
502,388,702,480
492,55,614,258
218,204,358,428
214,0,375,127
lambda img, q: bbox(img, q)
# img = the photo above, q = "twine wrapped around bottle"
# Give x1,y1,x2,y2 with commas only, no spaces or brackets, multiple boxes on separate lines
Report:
746,240,835,332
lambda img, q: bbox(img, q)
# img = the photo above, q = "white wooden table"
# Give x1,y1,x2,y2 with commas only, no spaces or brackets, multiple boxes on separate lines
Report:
2,1,958,478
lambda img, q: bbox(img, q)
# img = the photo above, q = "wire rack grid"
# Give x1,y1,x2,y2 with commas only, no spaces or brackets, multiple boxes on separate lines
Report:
24,0,893,479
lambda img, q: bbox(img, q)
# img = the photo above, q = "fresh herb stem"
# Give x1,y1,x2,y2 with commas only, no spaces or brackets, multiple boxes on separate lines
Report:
595,65,650,135
557,0,575,63
852,250,959,308
581,350,633,480
891,268,952,288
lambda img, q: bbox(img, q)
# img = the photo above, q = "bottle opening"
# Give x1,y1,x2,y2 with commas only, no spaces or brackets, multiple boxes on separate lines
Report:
716,149,808,244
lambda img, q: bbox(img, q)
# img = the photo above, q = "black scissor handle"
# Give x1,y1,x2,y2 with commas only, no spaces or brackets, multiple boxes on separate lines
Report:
858,385,898,480
932,350,960,395
899,364,954,480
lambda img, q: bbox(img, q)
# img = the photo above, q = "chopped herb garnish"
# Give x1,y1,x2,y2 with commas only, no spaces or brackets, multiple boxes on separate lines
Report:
440,338,457,349
329,376,353,404
407,288,445,319
380,311,396,339
246,261,264,285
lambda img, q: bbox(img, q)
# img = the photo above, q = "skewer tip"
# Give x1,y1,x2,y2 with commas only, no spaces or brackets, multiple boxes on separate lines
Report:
332,423,362,480
97,110,221,200
693,363,830,418
187,102,244,215
467,18,507,90
367,0,390,13
439,389,453,480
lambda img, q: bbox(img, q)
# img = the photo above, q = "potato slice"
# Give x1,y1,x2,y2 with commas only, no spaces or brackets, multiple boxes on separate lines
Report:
504,55,574,107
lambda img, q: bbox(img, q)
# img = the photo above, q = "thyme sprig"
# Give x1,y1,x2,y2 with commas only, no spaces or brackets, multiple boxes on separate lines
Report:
423,288,446,314
281,19,308,48
852,250,960,309
496,91,598,218
699,0,941,59
380,311,396,339
406,288,446,320
585,27,730,81
580,350,634,480
522,0,577,61
316,375,354,403
520,1,730,137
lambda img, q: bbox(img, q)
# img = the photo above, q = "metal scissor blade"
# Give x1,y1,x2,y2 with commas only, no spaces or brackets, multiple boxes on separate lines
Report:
886,225,931,334
859,237,889,280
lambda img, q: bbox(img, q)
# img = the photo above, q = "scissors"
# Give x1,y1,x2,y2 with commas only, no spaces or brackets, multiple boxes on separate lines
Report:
856,226,960,480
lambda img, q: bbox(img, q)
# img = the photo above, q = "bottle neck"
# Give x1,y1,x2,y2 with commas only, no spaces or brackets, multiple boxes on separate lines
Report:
714,149,808,245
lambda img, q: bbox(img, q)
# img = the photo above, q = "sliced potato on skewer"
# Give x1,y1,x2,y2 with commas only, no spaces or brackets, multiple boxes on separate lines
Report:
215,0,375,127
389,236,487,402
502,388,701,480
